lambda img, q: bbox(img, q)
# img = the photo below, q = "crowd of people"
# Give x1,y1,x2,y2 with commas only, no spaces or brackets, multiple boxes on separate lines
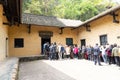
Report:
43,42,120,67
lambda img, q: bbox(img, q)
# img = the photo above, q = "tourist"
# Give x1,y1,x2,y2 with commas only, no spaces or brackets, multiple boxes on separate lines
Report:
86,45,92,60
78,45,82,59
100,45,107,63
73,44,79,59
70,45,74,59
65,45,71,59
57,43,62,60
43,42,50,58
49,43,54,60
112,44,119,66
81,45,86,59
61,45,65,59
93,43,102,66
106,45,113,65
118,46,120,67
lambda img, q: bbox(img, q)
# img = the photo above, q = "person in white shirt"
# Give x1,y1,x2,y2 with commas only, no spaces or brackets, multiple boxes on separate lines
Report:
100,45,107,63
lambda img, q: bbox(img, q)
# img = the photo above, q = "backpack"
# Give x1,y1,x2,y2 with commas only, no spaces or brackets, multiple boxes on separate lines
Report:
45,44,49,51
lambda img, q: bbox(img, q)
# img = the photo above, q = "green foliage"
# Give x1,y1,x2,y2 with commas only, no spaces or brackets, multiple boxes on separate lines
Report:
22,0,116,21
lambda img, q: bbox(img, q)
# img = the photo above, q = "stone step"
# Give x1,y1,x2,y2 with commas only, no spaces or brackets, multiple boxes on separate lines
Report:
19,55,48,62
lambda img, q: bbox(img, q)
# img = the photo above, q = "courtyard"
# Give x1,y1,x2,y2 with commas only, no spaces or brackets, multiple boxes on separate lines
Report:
1,1,120,80
18,59,120,80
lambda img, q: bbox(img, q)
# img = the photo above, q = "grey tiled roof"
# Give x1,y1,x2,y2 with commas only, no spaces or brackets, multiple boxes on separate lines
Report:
22,5,120,28
21,13,82,28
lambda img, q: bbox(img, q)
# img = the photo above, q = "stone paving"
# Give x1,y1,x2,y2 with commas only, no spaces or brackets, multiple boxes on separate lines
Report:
18,59,120,80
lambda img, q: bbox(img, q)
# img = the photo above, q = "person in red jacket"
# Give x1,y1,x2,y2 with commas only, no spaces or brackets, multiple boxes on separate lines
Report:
73,44,79,59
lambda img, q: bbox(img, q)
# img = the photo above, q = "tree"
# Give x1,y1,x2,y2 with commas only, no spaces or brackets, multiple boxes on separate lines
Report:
22,0,116,21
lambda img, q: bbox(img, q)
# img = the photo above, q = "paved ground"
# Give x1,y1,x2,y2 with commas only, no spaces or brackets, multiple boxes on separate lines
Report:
18,59,120,80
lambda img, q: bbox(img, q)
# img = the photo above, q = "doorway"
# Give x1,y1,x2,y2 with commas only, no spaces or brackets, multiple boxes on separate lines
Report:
6,38,8,57
41,37,51,54
80,39,86,47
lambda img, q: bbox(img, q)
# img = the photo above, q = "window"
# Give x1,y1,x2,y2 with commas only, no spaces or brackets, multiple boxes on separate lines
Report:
14,38,24,48
100,35,107,45
66,38,73,46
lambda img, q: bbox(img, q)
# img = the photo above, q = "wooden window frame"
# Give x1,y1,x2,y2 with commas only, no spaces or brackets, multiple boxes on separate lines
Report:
66,38,73,46
100,35,107,45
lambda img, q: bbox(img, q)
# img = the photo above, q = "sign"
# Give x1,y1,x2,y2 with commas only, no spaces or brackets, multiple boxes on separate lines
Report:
39,31,53,37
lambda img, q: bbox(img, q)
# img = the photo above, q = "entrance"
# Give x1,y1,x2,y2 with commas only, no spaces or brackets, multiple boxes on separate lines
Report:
39,31,53,54
41,37,51,54
6,38,8,57
80,39,86,47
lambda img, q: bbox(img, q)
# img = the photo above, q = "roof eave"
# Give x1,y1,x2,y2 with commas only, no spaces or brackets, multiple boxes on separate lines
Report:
22,22,78,28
